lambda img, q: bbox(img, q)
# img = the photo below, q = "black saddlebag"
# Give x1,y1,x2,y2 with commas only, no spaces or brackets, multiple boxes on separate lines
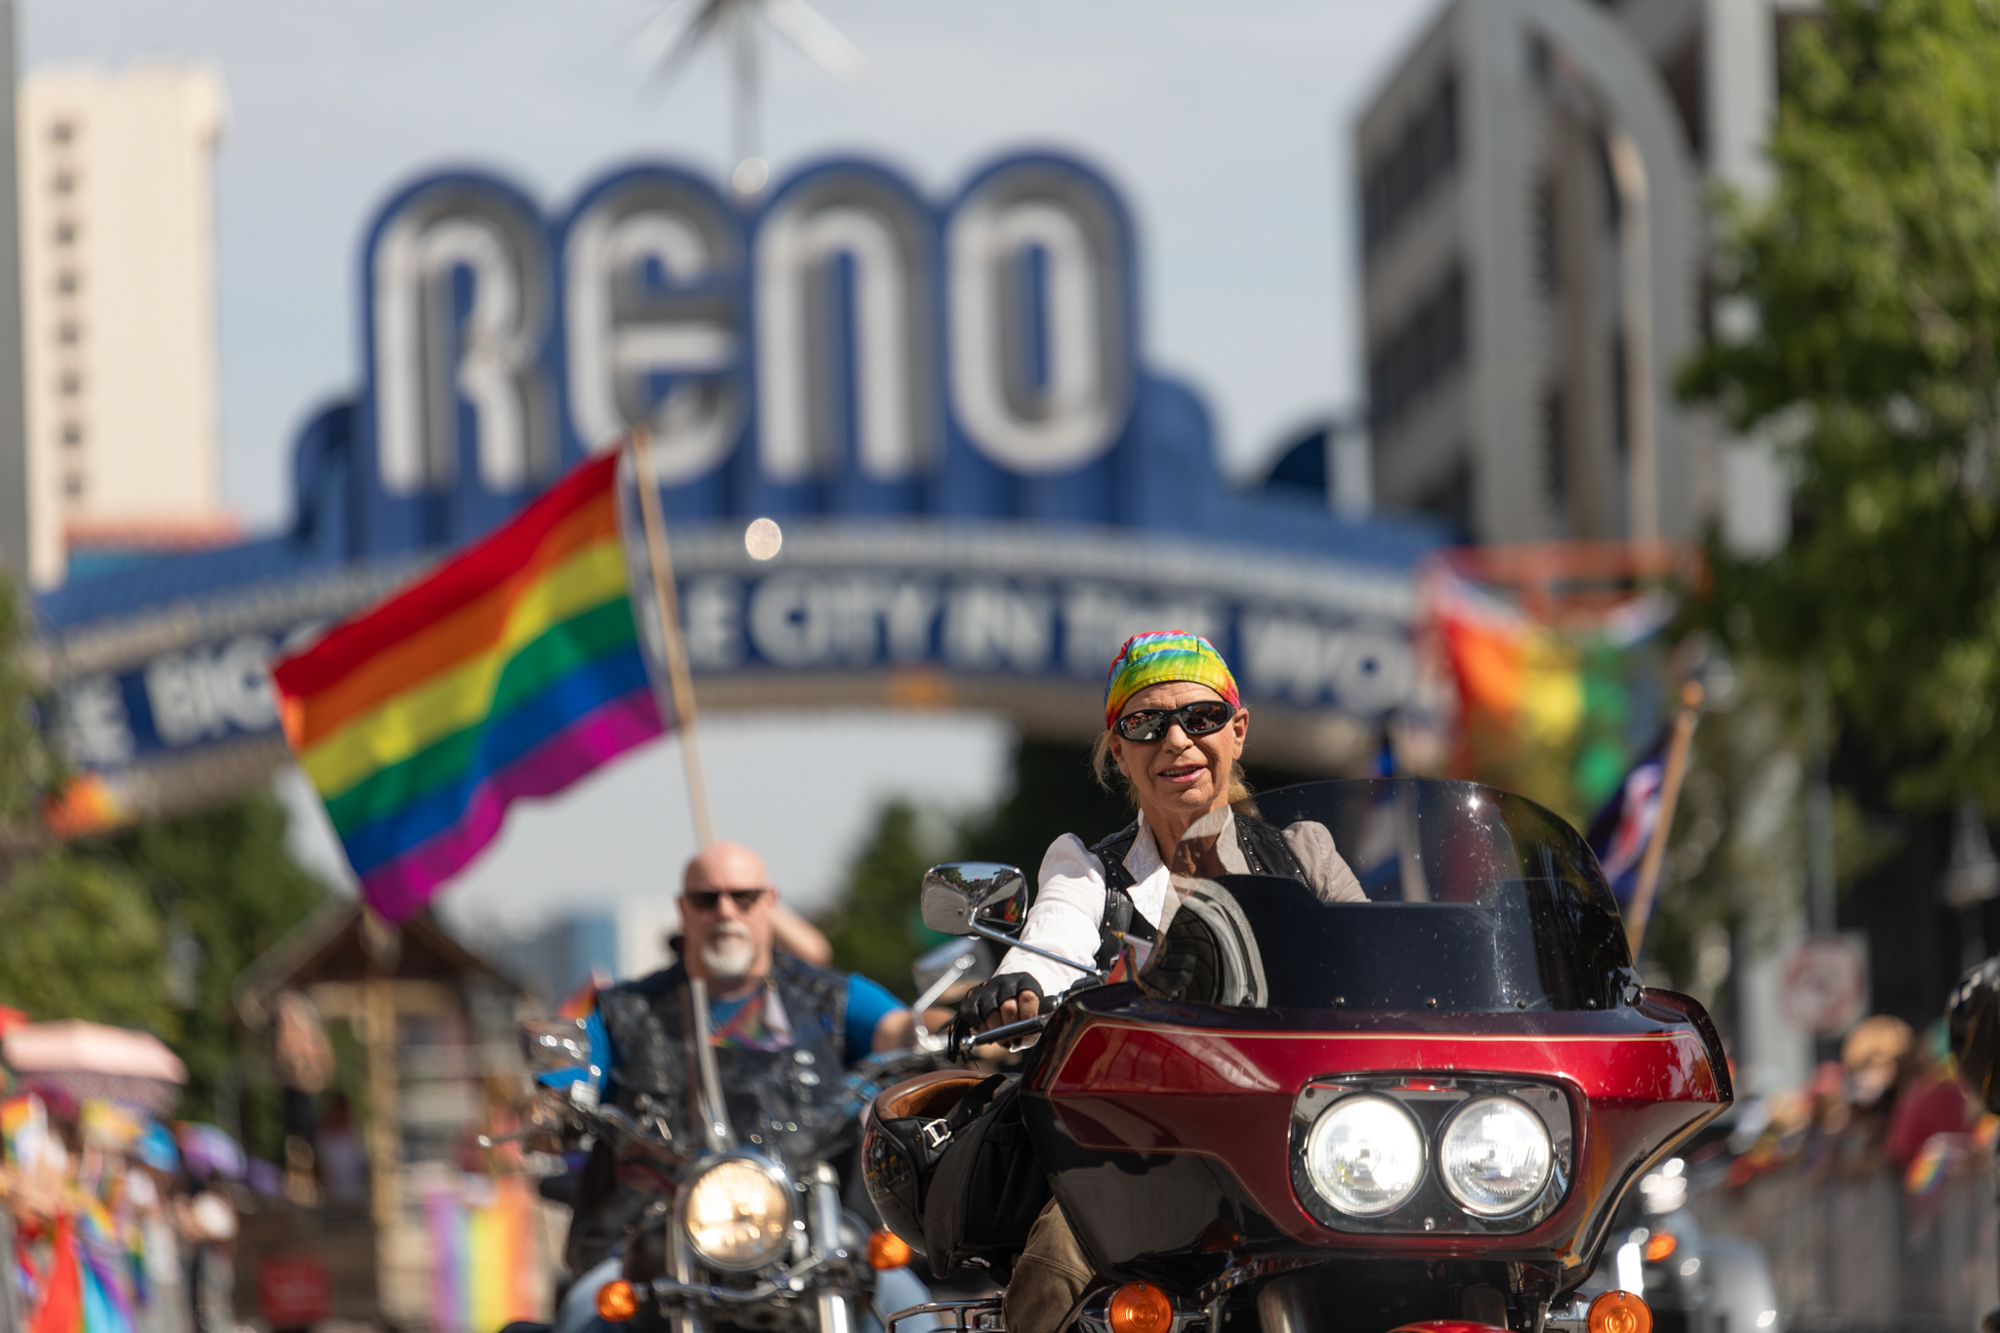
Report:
921,1074,1051,1280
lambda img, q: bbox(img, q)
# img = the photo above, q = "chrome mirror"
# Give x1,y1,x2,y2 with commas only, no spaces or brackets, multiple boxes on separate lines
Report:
921,863,1028,937
521,1018,592,1074
920,861,1106,987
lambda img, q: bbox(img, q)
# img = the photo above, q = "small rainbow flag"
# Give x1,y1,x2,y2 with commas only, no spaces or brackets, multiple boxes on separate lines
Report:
271,451,666,921
425,1177,540,1332
1425,566,1583,746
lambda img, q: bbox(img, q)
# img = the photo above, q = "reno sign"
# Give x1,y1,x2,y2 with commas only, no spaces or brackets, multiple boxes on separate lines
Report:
351,152,1154,550
36,149,1443,826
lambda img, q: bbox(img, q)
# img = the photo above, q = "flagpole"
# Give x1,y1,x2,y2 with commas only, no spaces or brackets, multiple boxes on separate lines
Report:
1623,679,1704,959
627,429,716,848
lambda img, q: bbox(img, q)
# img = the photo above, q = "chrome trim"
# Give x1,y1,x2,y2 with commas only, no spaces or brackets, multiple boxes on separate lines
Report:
885,1299,1005,1333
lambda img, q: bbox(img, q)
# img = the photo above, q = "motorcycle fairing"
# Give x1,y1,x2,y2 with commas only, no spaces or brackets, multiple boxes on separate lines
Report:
1024,986,1727,1290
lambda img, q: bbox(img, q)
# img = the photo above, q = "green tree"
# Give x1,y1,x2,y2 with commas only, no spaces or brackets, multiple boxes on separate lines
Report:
956,738,1134,872
0,855,172,1031
0,575,332,1132
83,796,330,1122
1682,0,2000,810
0,579,178,1038
822,800,948,1001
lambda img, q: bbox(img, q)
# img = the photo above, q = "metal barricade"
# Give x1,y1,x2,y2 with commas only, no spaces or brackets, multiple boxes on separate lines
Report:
1695,1138,1998,1333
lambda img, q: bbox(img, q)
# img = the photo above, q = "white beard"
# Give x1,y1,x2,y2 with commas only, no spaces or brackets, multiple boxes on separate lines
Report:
700,926,757,979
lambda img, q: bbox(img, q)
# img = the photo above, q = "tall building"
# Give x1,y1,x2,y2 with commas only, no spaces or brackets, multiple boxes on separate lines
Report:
1356,0,1791,551
16,63,231,588
1358,0,1809,1094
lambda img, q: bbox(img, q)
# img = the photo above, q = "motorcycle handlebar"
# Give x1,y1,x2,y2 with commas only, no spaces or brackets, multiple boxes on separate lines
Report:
948,1011,1049,1058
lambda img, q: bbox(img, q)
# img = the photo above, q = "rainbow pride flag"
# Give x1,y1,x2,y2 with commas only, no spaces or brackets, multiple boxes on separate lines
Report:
425,1176,540,1332
271,451,666,920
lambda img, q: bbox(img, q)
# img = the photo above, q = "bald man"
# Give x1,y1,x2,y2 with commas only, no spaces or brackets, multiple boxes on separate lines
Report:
674,841,913,1051
559,841,914,1275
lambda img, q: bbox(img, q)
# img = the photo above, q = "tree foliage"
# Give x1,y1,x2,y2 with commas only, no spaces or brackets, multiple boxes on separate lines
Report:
823,739,1133,999
0,575,331,1128
83,797,330,1121
822,799,948,1002
1682,0,2000,809
956,739,1134,872
0,855,172,1031
0,578,177,1038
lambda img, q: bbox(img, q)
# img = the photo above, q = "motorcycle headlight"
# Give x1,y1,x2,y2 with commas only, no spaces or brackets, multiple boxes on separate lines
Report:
1304,1094,1425,1217
1439,1096,1553,1216
683,1159,792,1271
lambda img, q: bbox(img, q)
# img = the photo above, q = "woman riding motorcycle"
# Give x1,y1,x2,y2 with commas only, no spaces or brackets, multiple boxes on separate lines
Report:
956,630,1368,1333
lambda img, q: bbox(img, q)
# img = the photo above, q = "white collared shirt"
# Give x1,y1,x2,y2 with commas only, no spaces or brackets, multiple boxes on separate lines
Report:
995,810,1366,999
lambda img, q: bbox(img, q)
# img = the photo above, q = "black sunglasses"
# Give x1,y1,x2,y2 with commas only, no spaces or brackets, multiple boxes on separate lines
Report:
685,888,771,912
1112,700,1237,743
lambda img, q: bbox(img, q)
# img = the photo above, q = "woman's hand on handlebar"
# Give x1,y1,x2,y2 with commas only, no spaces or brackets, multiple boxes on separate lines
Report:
959,972,1043,1034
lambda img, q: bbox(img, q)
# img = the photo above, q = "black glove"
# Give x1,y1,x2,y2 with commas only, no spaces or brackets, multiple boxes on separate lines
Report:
958,972,1043,1024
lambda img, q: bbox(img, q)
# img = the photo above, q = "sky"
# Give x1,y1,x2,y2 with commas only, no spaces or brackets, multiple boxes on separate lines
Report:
23,0,1442,936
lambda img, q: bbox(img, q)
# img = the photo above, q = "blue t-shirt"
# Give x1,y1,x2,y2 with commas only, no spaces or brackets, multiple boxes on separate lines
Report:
541,972,904,1094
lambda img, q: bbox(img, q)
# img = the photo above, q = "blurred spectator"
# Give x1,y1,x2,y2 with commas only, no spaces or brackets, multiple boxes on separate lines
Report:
1845,1015,1915,1108
1886,1028,1976,1173
315,1092,367,1205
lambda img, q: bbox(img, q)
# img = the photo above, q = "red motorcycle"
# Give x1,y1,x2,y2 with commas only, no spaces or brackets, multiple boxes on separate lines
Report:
863,779,1730,1333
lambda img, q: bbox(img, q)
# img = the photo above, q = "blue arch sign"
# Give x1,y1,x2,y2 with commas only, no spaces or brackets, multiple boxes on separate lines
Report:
37,151,1443,824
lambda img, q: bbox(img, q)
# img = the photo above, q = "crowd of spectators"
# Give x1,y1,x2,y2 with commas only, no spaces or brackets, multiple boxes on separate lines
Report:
1720,1016,1990,1192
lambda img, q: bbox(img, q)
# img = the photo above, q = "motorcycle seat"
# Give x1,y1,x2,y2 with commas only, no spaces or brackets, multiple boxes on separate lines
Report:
870,1070,987,1125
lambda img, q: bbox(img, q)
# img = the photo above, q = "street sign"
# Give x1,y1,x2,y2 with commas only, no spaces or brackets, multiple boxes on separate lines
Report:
1776,933,1870,1037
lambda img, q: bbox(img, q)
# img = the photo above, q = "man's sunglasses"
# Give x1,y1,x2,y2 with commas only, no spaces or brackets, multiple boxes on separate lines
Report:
1112,700,1237,743
685,888,772,912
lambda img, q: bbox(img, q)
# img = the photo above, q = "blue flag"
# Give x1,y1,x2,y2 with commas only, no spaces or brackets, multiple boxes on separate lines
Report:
1585,734,1669,906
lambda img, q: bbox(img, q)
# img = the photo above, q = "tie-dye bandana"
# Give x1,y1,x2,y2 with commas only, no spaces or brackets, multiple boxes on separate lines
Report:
1102,631,1241,730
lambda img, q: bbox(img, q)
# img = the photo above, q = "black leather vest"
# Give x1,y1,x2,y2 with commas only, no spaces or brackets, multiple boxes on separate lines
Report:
1086,812,1306,969
566,955,852,1272
597,954,851,1159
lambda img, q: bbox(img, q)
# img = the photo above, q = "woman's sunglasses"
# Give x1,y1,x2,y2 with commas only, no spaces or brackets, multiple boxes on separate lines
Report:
1112,700,1237,743
685,888,771,912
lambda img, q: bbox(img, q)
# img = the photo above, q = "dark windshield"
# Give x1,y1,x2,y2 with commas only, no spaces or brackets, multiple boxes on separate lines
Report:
1158,779,1636,1013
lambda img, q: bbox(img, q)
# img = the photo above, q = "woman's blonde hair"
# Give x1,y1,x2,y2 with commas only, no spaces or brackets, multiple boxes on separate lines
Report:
1091,728,1252,808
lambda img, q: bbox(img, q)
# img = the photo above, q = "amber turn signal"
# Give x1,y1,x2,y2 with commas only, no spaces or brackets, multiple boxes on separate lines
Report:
868,1229,914,1270
1108,1282,1175,1333
1588,1290,1653,1333
1643,1232,1677,1263
596,1280,640,1323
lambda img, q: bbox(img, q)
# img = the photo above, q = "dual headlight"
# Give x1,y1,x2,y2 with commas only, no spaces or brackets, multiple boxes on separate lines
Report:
683,1158,793,1271
1304,1093,1554,1219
